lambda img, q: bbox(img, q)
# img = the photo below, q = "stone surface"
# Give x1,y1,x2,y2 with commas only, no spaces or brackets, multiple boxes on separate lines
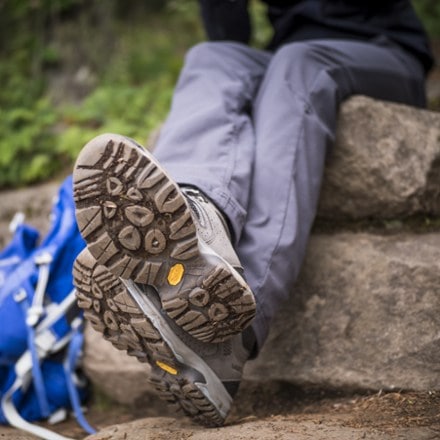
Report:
318,96,440,220
0,181,59,248
84,325,157,406
83,232,440,406
245,232,440,391
84,416,438,440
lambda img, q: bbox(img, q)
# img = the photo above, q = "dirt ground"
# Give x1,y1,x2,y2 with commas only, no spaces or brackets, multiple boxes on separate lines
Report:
1,383,439,439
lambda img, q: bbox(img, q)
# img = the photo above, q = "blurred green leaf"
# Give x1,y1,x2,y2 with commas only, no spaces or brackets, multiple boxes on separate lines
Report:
0,0,437,189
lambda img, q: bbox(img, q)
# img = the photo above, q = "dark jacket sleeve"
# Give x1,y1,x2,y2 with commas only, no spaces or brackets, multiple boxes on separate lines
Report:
198,0,251,44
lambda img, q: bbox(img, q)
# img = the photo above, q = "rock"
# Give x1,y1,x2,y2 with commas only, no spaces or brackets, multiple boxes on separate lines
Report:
83,232,440,406
84,416,437,440
1,97,437,236
84,325,157,406
0,181,59,248
245,232,440,391
318,96,440,219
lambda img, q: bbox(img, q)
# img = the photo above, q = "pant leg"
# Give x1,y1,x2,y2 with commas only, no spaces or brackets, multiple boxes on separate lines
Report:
154,42,271,241
237,38,427,349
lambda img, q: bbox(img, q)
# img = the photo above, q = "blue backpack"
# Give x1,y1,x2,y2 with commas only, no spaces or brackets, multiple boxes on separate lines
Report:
0,176,95,440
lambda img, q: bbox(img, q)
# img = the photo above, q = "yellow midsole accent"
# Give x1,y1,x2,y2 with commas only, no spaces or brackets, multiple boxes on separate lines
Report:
167,263,185,286
156,361,178,375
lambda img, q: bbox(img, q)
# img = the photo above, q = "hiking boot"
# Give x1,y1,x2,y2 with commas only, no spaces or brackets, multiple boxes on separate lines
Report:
72,133,256,343
73,248,253,426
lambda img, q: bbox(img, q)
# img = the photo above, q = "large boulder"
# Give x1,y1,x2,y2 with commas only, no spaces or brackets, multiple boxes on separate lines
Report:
84,328,156,406
318,96,440,219
83,232,440,404
82,97,440,405
245,232,440,391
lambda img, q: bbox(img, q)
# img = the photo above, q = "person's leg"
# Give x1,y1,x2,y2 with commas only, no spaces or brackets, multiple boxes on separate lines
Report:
72,131,260,426
71,41,275,426
154,41,271,241
72,42,273,344
237,37,426,349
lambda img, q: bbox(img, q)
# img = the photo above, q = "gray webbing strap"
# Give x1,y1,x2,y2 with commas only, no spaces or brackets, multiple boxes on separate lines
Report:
1,375,73,440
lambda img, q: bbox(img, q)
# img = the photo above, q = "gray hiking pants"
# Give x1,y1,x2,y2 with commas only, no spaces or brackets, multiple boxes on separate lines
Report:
153,37,426,349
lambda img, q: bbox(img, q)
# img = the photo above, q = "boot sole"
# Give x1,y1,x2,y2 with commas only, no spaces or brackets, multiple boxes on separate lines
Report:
73,248,231,427
72,133,255,343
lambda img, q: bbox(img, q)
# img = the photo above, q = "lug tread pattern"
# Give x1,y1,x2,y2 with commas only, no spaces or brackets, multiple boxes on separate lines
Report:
73,135,255,343
73,249,225,427
149,371,224,427
73,249,175,365
162,266,256,343
73,137,197,282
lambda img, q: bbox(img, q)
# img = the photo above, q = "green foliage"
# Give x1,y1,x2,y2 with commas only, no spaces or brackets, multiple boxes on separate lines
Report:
58,79,174,161
0,0,82,104
0,0,437,188
0,0,83,186
0,0,202,188
413,0,440,36
54,2,202,164
250,0,273,48
0,99,60,187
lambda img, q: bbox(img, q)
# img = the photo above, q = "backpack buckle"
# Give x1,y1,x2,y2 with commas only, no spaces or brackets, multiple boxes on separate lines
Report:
27,252,53,327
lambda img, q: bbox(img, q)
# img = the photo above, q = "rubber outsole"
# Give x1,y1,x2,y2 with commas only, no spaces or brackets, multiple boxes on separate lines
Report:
72,134,255,343
73,248,225,427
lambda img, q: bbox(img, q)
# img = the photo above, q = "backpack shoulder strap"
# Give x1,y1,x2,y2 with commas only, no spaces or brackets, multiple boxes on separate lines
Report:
1,290,83,440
